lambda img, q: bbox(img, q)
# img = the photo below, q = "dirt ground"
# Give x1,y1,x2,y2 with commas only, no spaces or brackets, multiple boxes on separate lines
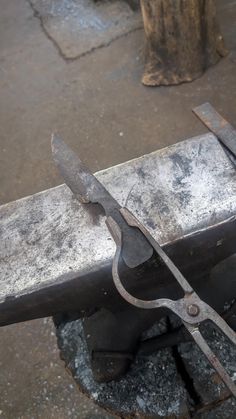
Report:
0,0,235,417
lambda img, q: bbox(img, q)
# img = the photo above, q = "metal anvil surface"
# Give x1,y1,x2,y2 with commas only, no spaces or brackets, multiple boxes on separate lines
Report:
1,132,236,331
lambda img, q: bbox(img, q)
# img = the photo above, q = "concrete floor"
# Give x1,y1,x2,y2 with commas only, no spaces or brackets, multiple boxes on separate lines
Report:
0,0,236,417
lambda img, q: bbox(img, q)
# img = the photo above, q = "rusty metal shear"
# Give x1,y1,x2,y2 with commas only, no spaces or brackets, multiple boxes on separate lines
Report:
52,103,236,397
106,207,236,398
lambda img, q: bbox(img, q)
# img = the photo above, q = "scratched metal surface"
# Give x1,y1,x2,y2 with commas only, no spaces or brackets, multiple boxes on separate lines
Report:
1,133,236,300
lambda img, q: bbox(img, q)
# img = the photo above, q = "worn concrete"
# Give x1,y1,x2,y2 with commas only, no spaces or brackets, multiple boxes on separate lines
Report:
29,0,142,58
1,0,236,206
0,0,236,417
0,317,113,418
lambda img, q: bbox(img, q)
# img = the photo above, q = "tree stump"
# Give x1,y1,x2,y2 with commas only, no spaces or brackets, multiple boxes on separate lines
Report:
140,0,228,86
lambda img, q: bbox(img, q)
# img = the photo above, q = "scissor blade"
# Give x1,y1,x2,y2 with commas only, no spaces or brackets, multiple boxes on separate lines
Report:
51,134,118,213
184,322,236,398
51,134,153,268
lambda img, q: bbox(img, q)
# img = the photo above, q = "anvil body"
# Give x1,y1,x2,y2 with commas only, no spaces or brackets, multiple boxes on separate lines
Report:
1,133,236,380
1,132,236,323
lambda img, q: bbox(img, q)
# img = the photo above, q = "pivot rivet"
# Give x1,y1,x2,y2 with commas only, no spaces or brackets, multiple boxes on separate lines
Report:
187,304,200,317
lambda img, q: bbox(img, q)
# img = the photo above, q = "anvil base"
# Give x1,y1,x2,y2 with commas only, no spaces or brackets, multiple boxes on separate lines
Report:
56,311,236,418
1,132,236,391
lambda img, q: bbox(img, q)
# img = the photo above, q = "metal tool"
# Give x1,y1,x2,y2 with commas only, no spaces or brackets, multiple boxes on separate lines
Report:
193,102,236,160
51,135,153,268
106,208,236,398
51,124,236,392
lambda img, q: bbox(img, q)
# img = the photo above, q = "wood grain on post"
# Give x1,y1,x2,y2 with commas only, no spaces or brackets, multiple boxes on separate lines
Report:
140,0,227,86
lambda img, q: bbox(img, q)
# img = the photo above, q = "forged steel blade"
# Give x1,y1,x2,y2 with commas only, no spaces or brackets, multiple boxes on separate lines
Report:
193,103,236,158
52,134,118,210
51,134,153,268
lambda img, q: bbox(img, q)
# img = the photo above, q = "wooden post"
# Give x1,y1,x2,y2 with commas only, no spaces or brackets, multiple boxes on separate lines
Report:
140,0,227,86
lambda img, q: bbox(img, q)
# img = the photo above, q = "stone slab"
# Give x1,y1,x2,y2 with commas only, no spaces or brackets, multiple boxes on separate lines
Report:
30,0,142,59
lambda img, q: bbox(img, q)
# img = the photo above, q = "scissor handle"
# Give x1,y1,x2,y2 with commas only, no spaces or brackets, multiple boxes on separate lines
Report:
106,208,236,398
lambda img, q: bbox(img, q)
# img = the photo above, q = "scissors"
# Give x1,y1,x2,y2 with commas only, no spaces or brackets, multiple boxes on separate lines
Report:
52,127,236,398
106,208,236,398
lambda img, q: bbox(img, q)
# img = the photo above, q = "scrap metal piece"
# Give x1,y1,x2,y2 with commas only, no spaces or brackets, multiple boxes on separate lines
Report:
193,103,236,157
107,208,236,398
51,134,153,268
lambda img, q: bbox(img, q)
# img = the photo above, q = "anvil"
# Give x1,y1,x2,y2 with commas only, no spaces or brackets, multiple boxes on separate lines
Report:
1,106,236,385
